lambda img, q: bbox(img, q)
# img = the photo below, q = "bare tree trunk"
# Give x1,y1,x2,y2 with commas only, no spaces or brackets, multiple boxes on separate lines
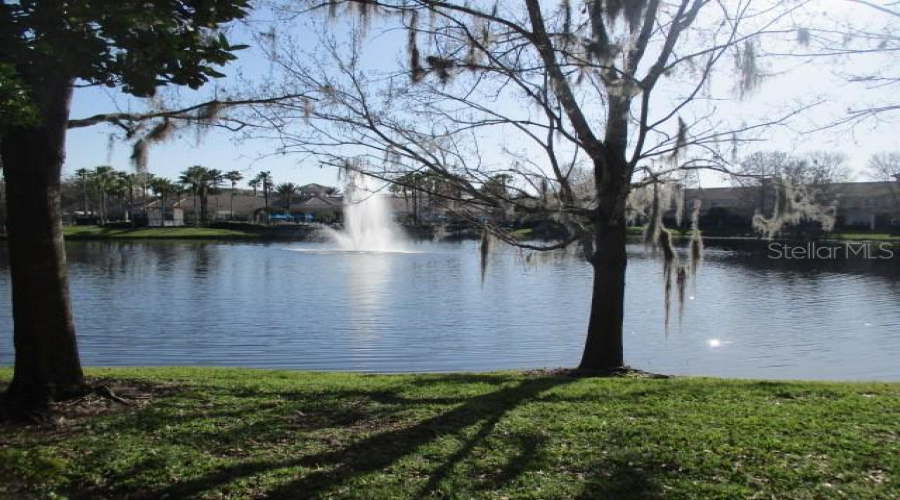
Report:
193,189,199,227
1,74,87,411
230,183,236,220
579,208,627,371
200,188,209,225
579,96,631,372
100,191,107,225
128,185,134,225
264,187,270,225
81,175,88,217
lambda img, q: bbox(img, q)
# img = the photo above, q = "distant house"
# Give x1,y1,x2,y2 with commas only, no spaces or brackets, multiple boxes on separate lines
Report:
832,181,899,228
299,183,339,197
295,195,343,222
684,180,900,231
178,193,268,222
143,200,185,227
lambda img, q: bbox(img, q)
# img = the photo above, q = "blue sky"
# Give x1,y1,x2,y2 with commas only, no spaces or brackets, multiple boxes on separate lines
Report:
62,1,899,188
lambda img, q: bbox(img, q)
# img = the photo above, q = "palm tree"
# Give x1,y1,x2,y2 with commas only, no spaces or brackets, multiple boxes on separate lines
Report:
224,170,244,220
179,166,204,226
392,171,431,224
275,182,300,217
248,178,260,196
201,168,224,223
179,166,223,225
74,168,91,216
92,166,118,224
253,171,273,224
118,172,139,223
138,172,154,218
149,177,179,226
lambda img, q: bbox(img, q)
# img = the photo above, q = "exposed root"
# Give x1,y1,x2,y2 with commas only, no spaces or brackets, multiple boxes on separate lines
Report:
1,381,160,425
526,367,672,379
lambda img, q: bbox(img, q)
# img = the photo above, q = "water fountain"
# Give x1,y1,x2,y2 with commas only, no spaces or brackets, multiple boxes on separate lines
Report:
325,172,408,252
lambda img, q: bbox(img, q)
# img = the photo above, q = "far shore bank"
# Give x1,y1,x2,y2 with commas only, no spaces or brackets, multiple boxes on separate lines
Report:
0,224,894,245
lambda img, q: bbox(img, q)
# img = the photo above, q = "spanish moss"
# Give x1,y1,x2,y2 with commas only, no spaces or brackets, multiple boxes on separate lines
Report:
659,227,678,333
736,40,761,97
628,180,703,333
623,0,649,33
197,101,223,124
480,228,491,283
672,117,687,161
303,97,313,124
797,27,810,46
587,0,612,62
146,118,174,143
105,133,115,164
688,199,703,277
426,55,455,83
752,179,836,239
130,138,148,173
408,11,425,83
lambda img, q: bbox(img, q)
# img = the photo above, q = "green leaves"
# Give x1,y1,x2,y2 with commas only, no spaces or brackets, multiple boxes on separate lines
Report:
0,63,40,128
1,0,252,100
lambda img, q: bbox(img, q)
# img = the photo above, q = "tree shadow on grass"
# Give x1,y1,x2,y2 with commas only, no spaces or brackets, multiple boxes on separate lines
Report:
54,373,684,499
131,376,573,499
575,460,665,500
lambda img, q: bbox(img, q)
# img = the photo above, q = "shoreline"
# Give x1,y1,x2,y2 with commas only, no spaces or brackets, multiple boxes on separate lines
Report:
0,224,893,244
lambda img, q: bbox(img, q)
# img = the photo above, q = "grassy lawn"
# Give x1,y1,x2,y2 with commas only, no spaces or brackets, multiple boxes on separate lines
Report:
828,233,900,242
626,226,900,243
60,225,266,240
1,368,897,499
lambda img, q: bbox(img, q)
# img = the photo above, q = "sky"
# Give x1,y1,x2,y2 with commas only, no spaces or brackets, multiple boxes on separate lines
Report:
61,0,900,189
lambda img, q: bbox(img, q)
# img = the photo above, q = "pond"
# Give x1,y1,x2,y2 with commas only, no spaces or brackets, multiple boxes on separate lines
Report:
0,239,897,380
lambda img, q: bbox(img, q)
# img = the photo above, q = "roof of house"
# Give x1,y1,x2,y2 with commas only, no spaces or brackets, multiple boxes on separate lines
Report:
299,183,338,195
174,194,267,214
295,195,343,212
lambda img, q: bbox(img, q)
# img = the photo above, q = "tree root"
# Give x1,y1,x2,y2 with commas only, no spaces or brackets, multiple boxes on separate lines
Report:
1,384,135,424
527,366,672,379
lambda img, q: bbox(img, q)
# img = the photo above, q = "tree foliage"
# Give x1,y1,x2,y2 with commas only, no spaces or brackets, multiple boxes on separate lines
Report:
0,0,249,101
0,0,253,412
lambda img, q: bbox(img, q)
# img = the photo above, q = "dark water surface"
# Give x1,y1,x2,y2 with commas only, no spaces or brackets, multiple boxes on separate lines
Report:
0,240,897,380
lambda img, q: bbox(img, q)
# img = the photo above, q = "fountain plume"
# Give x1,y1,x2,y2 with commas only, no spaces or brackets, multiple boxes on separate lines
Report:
326,172,407,252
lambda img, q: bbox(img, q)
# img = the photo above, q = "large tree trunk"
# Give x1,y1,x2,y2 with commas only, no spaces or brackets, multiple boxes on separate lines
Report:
578,205,627,371
578,95,631,372
1,74,87,410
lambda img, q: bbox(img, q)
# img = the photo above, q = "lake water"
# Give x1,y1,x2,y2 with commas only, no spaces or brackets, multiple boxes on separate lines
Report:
0,239,897,380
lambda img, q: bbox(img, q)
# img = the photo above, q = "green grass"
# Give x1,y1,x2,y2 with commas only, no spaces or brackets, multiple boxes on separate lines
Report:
626,226,900,243
1,368,898,499
508,228,534,240
828,233,900,242
60,225,266,240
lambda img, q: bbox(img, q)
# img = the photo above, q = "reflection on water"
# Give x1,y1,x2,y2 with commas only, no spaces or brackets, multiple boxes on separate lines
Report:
0,240,897,380
347,253,391,339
